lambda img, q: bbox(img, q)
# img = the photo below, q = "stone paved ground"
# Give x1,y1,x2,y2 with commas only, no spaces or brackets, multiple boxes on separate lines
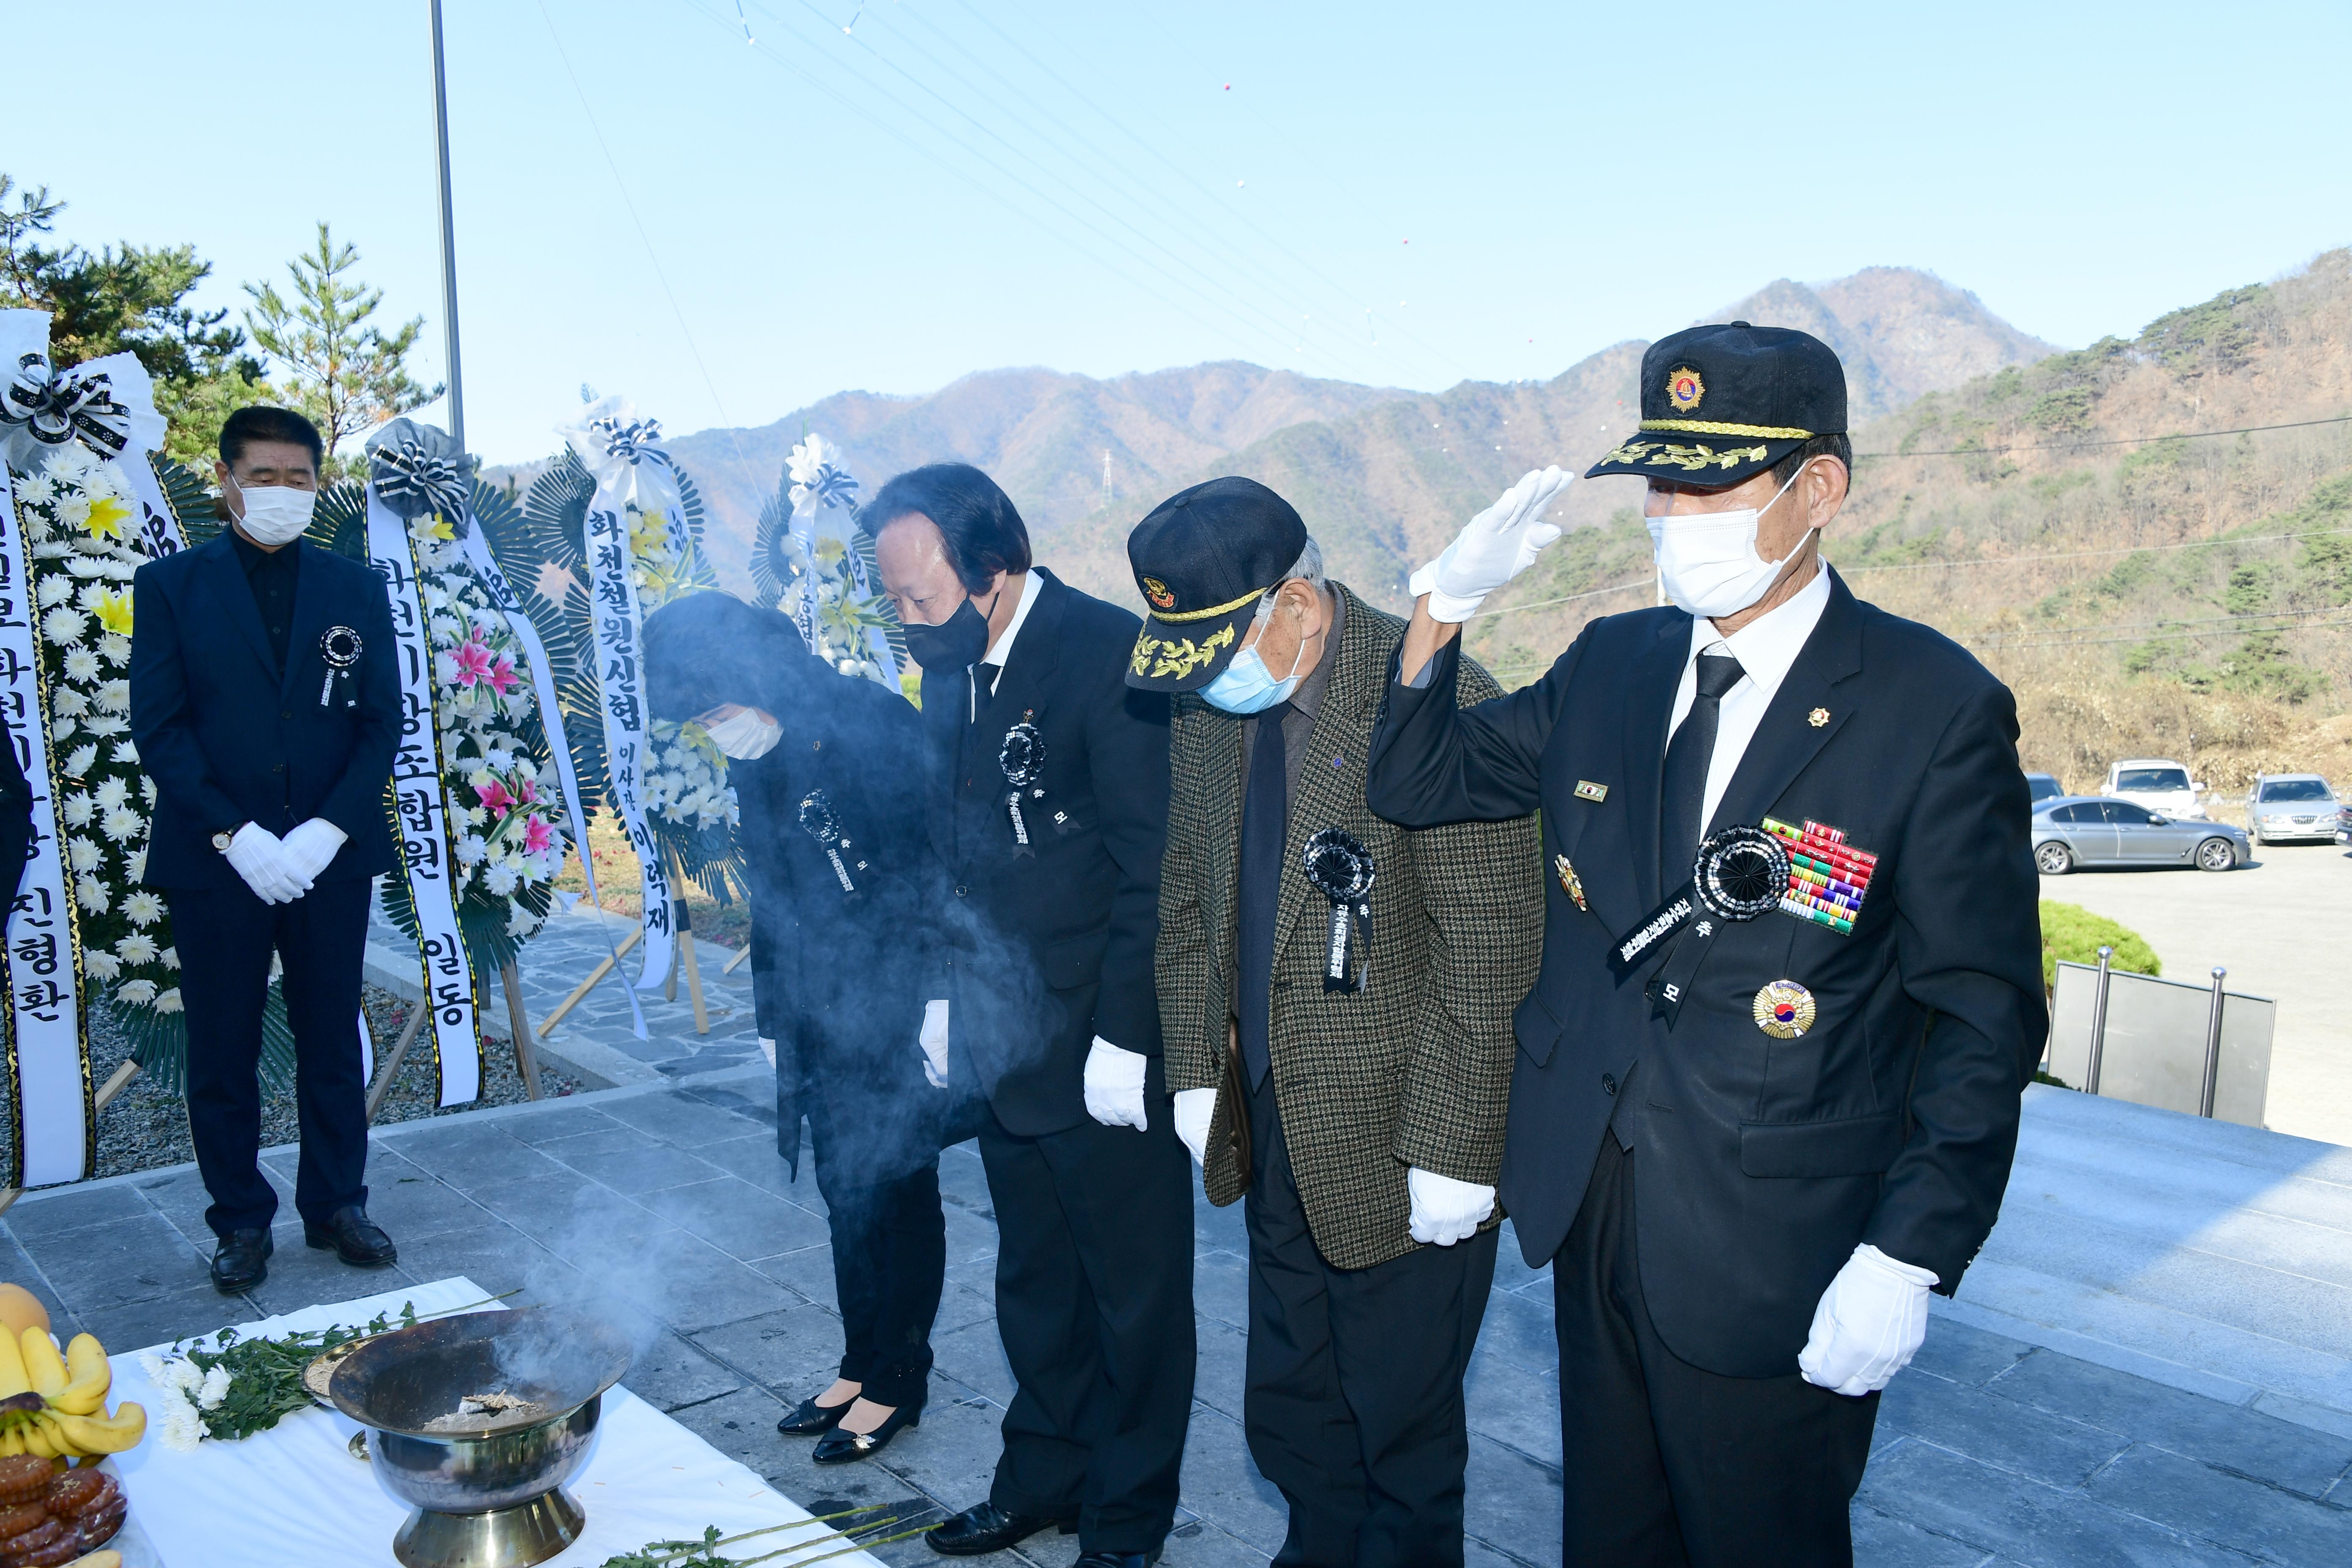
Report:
5,1068,2348,1567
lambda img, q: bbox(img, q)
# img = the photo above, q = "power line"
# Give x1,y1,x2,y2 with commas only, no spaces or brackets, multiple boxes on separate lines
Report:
1859,413,2352,460
1968,617,2352,652
1835,525,2352,574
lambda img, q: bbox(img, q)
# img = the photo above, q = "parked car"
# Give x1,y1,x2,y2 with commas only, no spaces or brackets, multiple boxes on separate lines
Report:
2032,795,2249,874
2102,758,2206,820
2025,772,2066,805
2339,803,2352,845
2243,774,2339,844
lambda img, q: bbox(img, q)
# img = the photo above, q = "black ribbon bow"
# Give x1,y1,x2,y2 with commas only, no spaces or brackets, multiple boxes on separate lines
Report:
1301,827,1377,994
0,351,134,466
798,789,858,893
999,714,1045,857
592,415,668,466
367,428,478,525
795,461,860,514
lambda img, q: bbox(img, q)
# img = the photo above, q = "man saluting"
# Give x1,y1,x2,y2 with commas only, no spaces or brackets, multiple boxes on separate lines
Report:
130,405,401,1293
1366,325,2045,1565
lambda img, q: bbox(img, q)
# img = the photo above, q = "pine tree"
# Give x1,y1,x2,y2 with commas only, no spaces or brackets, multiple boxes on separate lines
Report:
242,222,441,471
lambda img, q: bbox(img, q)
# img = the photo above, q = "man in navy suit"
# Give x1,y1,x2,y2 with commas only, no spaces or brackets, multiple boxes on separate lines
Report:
130,406,401,1293
1367,327,2045,1565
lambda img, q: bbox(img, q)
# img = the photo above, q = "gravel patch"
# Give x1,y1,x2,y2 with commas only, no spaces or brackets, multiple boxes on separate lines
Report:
2,985,582,1185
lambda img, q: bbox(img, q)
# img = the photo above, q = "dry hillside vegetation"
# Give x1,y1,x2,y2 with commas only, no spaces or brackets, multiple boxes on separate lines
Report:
1464,249,2352,791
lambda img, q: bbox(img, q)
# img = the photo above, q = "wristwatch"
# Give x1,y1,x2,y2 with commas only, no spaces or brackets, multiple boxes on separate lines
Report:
212,823,249,854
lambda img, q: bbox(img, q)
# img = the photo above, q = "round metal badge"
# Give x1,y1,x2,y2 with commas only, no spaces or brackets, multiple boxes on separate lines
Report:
1753,979,1817,1039
1693,825,1789,922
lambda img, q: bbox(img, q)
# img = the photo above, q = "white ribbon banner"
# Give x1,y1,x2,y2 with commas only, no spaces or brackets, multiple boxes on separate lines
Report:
580,493,675,995
364,491,482,1105
0,463,86,1186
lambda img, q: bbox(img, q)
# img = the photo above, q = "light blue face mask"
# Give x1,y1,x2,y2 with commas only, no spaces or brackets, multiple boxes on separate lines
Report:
1201,616,1311,714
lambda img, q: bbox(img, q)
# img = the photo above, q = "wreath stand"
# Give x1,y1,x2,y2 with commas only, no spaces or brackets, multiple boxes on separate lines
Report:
534,847,709,1040
363,961,543,1124
0,1061,143,1219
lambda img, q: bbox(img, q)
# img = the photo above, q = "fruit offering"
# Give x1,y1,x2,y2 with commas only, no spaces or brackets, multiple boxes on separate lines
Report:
0,1294,44,1346
0,1329,145,1462
0,1456,126,1567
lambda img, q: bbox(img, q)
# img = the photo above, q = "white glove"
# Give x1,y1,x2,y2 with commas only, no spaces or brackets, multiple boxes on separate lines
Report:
1409,466,1572,622
1798,1244,1938,1396
1172,1087,1217,1166
1407,1167,1496,1245
918,999,950,1090
280,817,347,883
757,1036,777,1069
223,822,309,905
1082,1037,1150,1131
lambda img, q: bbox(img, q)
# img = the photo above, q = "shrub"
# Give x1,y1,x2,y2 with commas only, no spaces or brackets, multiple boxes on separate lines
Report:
2039,900,2160,991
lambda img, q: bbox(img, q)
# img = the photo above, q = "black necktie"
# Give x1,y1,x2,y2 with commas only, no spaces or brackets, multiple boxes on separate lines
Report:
1236,704,1291,1091
1659,651,1745,887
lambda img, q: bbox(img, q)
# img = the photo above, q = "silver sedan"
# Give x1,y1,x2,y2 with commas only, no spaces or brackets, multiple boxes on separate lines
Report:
2032,795,2250,875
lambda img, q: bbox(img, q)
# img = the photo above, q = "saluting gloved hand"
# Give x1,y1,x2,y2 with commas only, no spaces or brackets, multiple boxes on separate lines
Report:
224,822,310,905
1171,1087,1216,1167
280,817,347,885
1409,466,1573,622
1798,1243,1938,1396
918,999,951,1089
1407,1167,1496,1246
1082,1037,1149,1131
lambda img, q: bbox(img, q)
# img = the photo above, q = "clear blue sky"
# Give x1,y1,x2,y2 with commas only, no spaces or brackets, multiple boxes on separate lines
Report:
13,1,2350,463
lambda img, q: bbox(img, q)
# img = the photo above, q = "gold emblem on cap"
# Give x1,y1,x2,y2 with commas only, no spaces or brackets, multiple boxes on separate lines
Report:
1554,854,1587,911
1808,707,1829,727
1665,366,1705,414
1141,576,1176,611
1574,780,1608,803
1753,979,1816,1039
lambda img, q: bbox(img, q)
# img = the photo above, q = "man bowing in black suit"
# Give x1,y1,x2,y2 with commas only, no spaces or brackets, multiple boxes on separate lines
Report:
131,405,401,1294
871,464,1192,1568
1367,326,2046,1566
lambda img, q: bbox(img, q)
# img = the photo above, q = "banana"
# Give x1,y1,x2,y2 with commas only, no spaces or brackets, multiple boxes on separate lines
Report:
0,1426,21,1456
17,1411,57,1458
0,1328,27,1398
37,1410,86,1459
19,1328,66,1398
49,1403,143,1455
48,1336,111,1417
62,1335,107,1391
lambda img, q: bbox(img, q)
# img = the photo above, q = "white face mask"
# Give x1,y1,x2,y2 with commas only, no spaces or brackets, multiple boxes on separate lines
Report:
1645,466,1813,619
233,482,317,546
702,707,781,760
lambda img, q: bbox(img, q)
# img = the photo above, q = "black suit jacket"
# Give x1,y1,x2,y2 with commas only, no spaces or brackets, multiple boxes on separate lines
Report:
922,569,1171,1137
1367,569,2045,1377
130,533,400,890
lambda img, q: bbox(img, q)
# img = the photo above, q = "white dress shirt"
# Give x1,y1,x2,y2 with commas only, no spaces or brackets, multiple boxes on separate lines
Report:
969,569,1043,719
1665,564,1832,830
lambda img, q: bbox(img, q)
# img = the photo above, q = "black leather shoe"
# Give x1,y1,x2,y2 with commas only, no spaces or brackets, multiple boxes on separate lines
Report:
1073,1554,1162,1568
811,1400,922,1465
926,1501,1078,1556
303,1206,398,1266
776,1394,853,1437
210,1228,272,1293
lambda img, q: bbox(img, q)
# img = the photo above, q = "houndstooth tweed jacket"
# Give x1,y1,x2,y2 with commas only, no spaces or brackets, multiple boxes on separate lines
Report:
1156,583,1544,1271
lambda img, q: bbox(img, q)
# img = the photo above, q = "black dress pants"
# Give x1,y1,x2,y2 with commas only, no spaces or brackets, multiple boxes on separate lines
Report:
977,1103,1195,1554
1555,1135,1878,1567
806,1091,945,1411
167,877,372,1237
1241,1074,1497,1568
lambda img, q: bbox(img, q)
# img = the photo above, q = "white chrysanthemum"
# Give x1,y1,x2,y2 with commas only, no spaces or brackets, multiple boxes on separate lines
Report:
61,793,94,827
92,777,130,811
126,743,147,773
84,715,128,738
98,634,130,666
52,495,90,531
456,834,487,866
16,473,54,506
65,837,101,871
199,1363,233,1410
117,933,159,965
95,679,130,712
63,649,101,683
36,574,75,608
65,742,97,776
115,978,155,1004
83,951,121,980
126,847,147,882
160,944,180,969
41,605,87,645
483,863,520,896
124,890,164,926
50,686,89,718
156,1393,204,1452
485,747,514,772
51,713,77,743
155,987,183,1013
101,806,142,843
75,874,109,914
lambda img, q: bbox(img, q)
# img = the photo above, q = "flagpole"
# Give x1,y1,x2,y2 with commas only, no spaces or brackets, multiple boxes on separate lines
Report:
429,0,465,447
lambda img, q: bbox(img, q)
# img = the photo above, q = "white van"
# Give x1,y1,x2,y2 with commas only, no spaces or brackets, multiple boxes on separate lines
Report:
2102,758,2205,821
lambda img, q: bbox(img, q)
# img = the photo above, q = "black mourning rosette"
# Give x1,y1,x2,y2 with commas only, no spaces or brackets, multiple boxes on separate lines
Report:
999,717,1045,855
1693,825,1790,923
798,789,858,893
1301,827,1378,994
319,624,363,708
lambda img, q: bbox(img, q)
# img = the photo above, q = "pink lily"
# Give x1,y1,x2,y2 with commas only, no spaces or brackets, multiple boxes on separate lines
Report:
476,778,516,818
523,816,555,855
451,636,493,686
486,655,519,696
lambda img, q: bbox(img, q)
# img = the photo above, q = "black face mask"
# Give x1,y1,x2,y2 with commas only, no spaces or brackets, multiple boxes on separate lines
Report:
902,590,997,670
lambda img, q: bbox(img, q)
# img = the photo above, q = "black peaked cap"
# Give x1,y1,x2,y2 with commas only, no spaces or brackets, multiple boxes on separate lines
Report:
1124,476,1307,692
1586,321,1848,487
